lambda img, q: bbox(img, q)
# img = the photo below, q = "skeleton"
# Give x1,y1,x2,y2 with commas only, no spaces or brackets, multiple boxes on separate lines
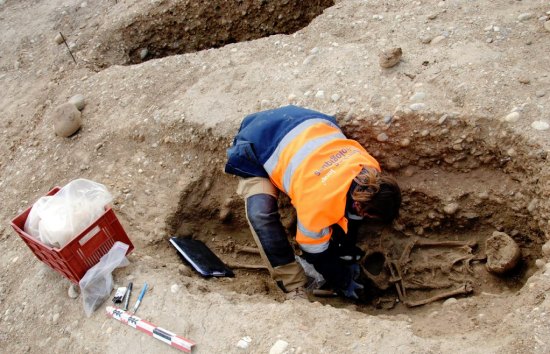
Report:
226,262,268,270
405,282,474,307
379,237,479,307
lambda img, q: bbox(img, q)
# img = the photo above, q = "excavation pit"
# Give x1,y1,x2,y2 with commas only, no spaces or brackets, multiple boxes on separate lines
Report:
162,111,549,317
92,0,334,67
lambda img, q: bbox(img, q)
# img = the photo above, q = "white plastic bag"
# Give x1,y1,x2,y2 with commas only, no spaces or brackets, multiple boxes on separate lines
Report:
79,242,129,317
24,196,51,238
24,179,112,248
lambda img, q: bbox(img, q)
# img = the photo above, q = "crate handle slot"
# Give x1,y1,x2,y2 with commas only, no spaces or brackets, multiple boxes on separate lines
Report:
79,226,101,246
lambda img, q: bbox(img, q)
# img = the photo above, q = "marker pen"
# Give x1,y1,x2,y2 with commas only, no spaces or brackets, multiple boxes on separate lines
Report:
132,282,148,315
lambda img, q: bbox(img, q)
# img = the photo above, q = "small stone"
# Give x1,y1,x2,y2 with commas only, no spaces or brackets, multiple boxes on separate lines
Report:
269,340,289,354
260,99,271,110
54,33,64,45
419,35,433,44
410,92,426,101
288,93,297,102
170,284,180,294
486,38,493,43
330,94,341,102
430,35,446,44
302,55,315,65
175,223,193,238
443,298,457,306
503,111,520,122
376,133,389,142
236,336,252,350
219,206,232,222
443,203,459,215
139,48,149,60
531,121,549,131
52,313,60,324
410,103,426,111
68,94,86,111
178,264,192,277
542,241,550,257
527,199,538,213
517,13,533,22
51,102,82,137
486,231,521,274
68,284,79,299
535,91,546,97
106,327,112,334
427,13,438,20
400,138,411,147
315,90,325,99
379,47,402,68
438,114,448,125
545,21,550,32
536,259,546,269
518,77,530,84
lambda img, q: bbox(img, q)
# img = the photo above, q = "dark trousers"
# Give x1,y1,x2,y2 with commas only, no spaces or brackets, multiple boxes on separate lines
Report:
237,177,307,292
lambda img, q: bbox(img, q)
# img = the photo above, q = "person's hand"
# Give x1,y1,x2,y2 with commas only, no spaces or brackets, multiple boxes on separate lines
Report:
341,279,364,299
340,264,364,299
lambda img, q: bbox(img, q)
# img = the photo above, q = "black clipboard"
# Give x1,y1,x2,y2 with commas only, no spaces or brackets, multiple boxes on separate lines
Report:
169,237,234,277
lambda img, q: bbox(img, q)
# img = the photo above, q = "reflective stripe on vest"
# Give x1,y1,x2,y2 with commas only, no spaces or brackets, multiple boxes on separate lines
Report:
264,118,339,177
296,220,331,253
297,220,330,239
299,239,330,253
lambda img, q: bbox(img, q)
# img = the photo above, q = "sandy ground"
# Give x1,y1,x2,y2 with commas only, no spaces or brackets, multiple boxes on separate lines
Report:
1,0,550,353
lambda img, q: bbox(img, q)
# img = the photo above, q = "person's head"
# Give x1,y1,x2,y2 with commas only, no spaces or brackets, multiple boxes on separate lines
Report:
349,167,401,223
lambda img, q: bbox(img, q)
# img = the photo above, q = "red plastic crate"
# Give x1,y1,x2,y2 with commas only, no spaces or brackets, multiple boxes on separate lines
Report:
10,187,134,284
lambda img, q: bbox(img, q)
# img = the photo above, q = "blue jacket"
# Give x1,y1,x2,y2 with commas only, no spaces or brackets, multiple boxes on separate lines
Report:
225,105,338,178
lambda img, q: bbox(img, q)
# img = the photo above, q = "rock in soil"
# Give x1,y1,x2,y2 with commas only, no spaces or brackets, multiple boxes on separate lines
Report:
52,102,82,137
542,241,550,257
485,231,521,274
68,284,79,299
379,47,402,68
269,339,289,354
54,33,64,45
69,94,86,111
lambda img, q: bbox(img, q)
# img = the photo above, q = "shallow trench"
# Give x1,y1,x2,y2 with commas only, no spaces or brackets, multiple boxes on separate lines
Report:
91,0,334,67
161,111,550,315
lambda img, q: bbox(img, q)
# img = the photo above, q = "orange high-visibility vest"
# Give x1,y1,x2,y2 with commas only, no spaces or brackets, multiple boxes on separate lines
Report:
264,119,380,253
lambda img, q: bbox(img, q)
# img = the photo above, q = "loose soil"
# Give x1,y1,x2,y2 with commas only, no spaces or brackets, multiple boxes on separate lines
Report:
1,0,550,353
